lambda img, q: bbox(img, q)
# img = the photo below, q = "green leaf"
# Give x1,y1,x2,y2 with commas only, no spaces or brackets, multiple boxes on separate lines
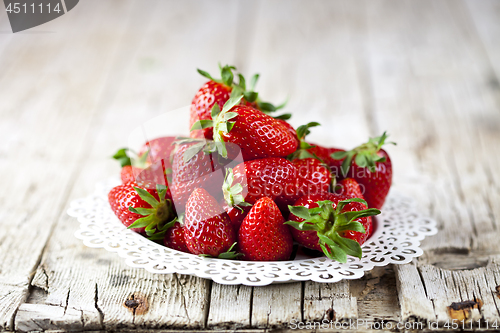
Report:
243,91,258,103
335,221,366,233
237,74,246,90
211,103,221,118
128,214,156,229
129,207,155,216
197,69,214,81
288,205,311,220
300,141,314,149
321,243,347,263
342,208,381,224
249,73,259,91
226,121,236,132
218,242,243,259
258,102,276,112
190,120,214,131
331,151,349,160
296,122,320,140
219,123,228,133
221,66,234,86
221,94,243,114
317,233,336,247
230,183,243,195
284,220,317,231
183,142,206,163
340,151,355,177
298,150,315,160
273,113,292,120
332,233,363,259
224,112,238,121
112,148,131,167
355,153,367,168
133,187,159,208
338,198,368,206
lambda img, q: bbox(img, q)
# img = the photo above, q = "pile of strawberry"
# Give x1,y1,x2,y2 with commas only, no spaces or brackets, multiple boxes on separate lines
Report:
108,65,394,263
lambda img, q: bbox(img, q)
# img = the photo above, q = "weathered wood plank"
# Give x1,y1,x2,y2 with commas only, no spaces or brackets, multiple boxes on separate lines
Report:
303,280,357,323
207,283,252,328
360,0,500,325
11,0,246,331
251,283,302,329
394,262,436,322
0,1,138,329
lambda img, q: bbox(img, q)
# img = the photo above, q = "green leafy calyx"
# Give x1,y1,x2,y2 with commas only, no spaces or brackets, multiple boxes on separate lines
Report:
222,168,252,210
287,121,323,161
127,184,177,240
199,242,244,260
112,148,149,169
285,198,380,263
331,131,396,176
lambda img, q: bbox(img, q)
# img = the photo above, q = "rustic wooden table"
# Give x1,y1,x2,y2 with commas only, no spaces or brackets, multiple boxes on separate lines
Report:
1,0,500,332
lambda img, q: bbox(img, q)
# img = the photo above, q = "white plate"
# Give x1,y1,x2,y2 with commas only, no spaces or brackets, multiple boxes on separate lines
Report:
69,178,438,286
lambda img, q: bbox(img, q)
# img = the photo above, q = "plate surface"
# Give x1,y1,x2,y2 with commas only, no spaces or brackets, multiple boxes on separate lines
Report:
69,178,438,286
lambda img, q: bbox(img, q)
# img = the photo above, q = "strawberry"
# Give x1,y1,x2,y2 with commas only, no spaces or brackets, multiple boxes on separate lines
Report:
170,140,227,211
221,168,252,230
238,197,293,261
191,94,298,160
119,165,141,183
331,132,394,209
190,65,290,140
108,183,176,237
184,188,235,257
286,194,380,263
112,148,144,184
334,178,364,200
229,157,297,209
307,144,344,178
138,136,177,167
291,158,331,200
163,222,189,253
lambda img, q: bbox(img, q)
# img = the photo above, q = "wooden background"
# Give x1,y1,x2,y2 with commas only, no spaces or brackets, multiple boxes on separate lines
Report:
1,0,500,331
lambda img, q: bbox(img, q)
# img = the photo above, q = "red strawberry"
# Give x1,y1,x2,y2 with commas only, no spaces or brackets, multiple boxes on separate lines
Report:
120,165,141,183
307,144,344,178
163,222,189,253
190,80,233,139
230,157,296,209
138,136,177,167
191,93,298,160
276,118,297,139
113,148,145,184
189,66,289,141
189,66,260,140
331,132,394,209
286,194,380,263
335,178,364,200
170,140,227,211
291,158,331,201
238,197,293,261
184,188,235,257
108,183,175,237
